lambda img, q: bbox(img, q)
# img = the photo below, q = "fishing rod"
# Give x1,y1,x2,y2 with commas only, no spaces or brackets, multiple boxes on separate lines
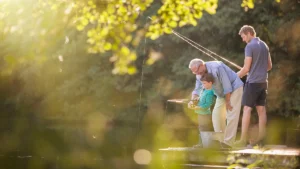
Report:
147,17,242,70
167,99,202,109
167,99,191,104
171,30,242,70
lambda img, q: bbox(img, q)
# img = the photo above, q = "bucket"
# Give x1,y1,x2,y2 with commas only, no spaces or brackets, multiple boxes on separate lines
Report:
200,131,224,148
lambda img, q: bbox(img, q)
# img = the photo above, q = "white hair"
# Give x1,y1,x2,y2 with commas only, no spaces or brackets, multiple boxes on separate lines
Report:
188,58,204,69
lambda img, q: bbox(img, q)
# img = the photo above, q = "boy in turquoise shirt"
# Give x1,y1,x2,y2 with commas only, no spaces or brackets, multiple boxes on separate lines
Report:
193,73,215,147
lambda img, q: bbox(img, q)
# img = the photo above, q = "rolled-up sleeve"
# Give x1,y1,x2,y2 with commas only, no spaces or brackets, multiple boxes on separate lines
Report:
192,75,203,96
218,66,233,95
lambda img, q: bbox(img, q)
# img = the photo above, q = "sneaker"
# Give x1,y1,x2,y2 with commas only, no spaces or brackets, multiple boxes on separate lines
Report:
219,141,232,149
249,139,264,147
233,140,247,148
193,143,203,148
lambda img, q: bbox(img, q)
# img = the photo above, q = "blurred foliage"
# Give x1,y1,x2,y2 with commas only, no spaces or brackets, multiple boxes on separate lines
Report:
0,0,299,169
227,146,299,169
0,0,281,75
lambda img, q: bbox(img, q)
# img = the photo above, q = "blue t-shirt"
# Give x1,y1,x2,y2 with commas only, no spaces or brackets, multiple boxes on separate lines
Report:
245,37,269,83
195,89,214,115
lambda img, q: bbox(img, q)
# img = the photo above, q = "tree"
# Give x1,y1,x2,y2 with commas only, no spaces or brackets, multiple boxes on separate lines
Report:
0,0,281,75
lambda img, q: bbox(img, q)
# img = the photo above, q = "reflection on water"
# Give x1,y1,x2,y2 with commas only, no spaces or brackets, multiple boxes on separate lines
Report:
0,124,169,169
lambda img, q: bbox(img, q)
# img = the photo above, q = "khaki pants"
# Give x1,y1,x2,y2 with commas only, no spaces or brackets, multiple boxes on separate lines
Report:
212,86,243,145
198,114,213,132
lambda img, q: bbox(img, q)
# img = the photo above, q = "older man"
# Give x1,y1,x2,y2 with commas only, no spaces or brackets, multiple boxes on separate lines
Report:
188,59,243,147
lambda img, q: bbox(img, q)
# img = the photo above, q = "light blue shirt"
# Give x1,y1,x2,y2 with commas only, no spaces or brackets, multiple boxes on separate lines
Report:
192,61,244,98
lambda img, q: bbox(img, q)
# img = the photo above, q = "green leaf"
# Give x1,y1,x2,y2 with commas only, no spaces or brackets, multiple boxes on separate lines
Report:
81,18,89,26
127,66,137,75
190,19,197,26
247,1,255,9
150,33,159,40
100,28,109,37
146,57,155,65
120,46,130,56
87,30,95,37
112,44,119,50
104,43,112,50
76,24,85,31
168,21,177,28
179,21,186,27
107,4,115,14
124,35,132,43
194,11,203,19
172,15,180,21
87,38,95,44
205,7,217,14
163,27,172,34
129,53,137,61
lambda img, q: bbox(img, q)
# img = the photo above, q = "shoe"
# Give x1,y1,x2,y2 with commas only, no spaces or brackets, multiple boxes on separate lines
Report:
249,139,264,148
233,140,247,148
193,143,203,148
219,141,232,149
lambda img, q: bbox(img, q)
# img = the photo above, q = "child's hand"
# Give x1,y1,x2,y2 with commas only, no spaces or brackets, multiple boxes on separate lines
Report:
188,101,195,109
192,106,201,110
188,97,199,109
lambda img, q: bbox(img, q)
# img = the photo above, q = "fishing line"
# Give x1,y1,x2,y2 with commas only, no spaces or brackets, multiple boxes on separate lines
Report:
172,30,219,61
171,30,242,70
147,17,241,69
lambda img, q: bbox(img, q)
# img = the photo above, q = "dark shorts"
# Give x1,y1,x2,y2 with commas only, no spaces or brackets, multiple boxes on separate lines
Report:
242,82,268,108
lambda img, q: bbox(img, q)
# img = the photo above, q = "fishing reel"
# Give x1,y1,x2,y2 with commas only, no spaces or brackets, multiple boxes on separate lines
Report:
189,98,199,108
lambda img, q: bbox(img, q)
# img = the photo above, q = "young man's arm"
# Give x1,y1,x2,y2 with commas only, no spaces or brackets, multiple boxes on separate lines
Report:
237,57,252,78
267,54,272,71
237,44,252,78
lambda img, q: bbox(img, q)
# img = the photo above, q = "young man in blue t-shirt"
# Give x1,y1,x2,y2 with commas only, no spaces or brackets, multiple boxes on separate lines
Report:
235,25,273,147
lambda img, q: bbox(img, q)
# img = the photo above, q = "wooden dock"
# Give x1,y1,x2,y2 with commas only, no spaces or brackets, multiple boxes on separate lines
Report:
159,145,300,169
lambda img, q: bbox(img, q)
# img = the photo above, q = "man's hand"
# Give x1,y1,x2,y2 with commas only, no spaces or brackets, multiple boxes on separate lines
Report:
188,97,199,109
225,93,233,111
226,101,233,111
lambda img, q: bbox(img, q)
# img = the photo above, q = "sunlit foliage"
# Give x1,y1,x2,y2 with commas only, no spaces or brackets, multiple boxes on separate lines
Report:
0,0,298,169
0,0,281,75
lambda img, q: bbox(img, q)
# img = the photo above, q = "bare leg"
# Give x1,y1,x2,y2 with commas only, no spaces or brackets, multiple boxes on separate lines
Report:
256,106,267,141
240,106,252,141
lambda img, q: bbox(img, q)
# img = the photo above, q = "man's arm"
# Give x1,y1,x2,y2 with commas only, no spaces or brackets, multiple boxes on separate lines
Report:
191,75,202,98
225,93,232,111
267,54,272,71
189,76,202,108
237,57,252,78
218,65,234,111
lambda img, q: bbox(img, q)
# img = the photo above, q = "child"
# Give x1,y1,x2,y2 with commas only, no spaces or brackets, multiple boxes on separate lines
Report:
193,73,215,147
